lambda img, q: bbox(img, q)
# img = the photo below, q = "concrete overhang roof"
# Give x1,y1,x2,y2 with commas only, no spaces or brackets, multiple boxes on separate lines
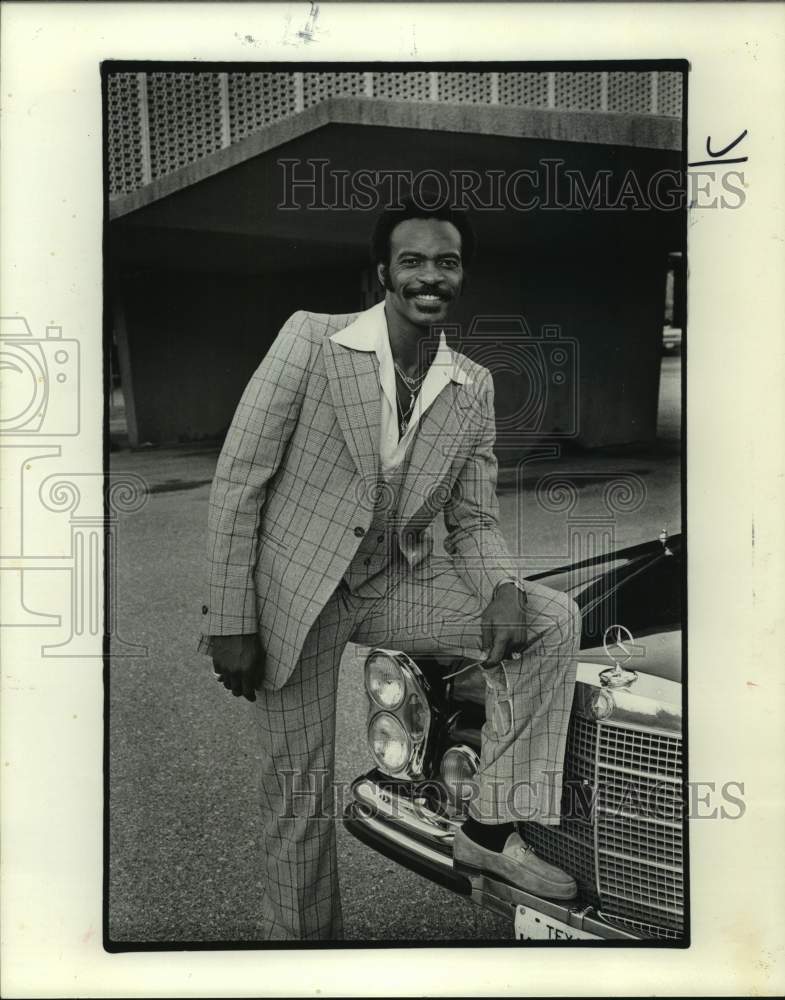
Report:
109,97,682,276
109,95,682,221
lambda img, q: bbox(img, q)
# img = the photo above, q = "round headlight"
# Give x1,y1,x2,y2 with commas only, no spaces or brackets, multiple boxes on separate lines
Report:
440,745,480,805
402,692,429,742
365,651,406,710
369,712,411,774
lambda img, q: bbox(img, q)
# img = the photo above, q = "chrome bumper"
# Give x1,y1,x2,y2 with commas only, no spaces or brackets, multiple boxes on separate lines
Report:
343,773,640,941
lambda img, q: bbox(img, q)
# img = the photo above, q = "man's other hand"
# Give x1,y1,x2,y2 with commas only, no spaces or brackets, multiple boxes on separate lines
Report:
481,583,528,667
211,634,264,701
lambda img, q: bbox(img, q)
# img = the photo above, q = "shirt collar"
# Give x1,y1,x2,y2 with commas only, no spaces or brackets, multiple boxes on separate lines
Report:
329,301,472,385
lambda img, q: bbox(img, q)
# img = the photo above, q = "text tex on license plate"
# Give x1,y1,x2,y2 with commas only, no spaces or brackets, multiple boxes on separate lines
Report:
514,904,600,941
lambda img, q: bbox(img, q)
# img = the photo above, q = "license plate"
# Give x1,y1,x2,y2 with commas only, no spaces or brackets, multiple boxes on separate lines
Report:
514,904,600,941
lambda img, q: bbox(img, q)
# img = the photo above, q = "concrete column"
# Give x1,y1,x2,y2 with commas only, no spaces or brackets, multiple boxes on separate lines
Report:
112,292,139,448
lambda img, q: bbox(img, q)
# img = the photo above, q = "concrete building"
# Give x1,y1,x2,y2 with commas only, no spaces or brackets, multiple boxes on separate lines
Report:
107,68,684,455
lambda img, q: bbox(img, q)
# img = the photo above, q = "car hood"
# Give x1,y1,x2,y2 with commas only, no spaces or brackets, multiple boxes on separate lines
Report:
579,628,681,685
525,534,682,597
452,627,681,708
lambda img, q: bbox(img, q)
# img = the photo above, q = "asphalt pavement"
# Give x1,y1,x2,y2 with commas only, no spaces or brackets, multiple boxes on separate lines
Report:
108,355,681,943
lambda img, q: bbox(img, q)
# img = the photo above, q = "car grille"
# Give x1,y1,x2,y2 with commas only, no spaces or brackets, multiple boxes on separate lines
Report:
521,714,684,940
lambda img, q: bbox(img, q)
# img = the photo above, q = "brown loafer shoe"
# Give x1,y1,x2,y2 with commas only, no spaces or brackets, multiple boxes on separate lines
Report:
453,828,578,900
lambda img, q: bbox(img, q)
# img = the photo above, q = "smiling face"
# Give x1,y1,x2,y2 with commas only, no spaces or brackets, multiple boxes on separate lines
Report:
378,217,465,330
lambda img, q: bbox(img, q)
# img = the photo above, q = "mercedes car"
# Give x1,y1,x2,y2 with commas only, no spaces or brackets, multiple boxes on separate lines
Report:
344,531,685,942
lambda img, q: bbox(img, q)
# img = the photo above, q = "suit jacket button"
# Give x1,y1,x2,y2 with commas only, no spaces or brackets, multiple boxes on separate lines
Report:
353,526,365,537
377,533,385,543
201,605,208,615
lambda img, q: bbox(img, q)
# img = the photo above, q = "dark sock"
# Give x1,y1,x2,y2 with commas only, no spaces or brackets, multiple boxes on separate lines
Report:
462,816,515,852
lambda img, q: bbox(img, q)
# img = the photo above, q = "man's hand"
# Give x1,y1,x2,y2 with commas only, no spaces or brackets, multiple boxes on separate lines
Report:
481,583,528,667
211,634,264,701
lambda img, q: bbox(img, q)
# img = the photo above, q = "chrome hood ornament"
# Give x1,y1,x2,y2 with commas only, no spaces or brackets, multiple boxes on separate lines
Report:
600,625,639,689
659,526,674,556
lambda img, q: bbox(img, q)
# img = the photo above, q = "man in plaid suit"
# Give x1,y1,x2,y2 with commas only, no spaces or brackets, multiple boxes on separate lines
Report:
201,200,582,940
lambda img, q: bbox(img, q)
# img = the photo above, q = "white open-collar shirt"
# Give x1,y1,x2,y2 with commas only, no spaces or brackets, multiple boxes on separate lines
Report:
329,300,472,476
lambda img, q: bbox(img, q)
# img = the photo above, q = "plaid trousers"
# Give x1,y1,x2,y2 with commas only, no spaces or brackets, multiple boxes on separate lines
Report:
252,554,580,941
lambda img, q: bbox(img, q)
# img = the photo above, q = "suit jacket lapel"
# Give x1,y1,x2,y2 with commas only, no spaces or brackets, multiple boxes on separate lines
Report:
323,334,381,495
397,382,475,531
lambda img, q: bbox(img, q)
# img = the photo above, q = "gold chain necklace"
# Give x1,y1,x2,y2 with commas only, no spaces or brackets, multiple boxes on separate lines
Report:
393,359,427,391
395,382,417,436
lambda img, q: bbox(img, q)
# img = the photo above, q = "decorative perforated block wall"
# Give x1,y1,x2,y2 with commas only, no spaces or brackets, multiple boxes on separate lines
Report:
302,72,366,107
107,73,149,194
609,71,655,114
555,71,604,111
372,71,432,102
437,72,494,104
146,73,226,179
228,73,299,142
107,69,683,197
498,72,550,108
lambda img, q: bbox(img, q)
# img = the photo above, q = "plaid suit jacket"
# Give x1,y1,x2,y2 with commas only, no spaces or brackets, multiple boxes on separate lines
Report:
201,306,519,690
